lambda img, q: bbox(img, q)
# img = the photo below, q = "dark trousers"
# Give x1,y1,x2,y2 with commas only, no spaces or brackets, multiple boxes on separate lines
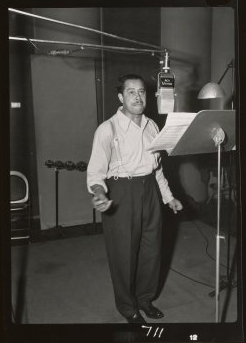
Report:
102,174,163,317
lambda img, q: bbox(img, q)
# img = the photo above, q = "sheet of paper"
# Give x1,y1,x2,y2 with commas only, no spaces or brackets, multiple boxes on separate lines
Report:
165,112,197,126
147,112,197,153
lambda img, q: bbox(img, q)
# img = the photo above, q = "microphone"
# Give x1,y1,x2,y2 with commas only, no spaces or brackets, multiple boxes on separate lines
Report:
49,50,71,56
155,52,175,114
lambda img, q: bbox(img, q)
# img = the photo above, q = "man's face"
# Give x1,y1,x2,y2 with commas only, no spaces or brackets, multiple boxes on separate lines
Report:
118,79,146,116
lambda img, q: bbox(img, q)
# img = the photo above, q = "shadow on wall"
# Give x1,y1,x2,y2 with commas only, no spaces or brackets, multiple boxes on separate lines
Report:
161,150,237,233
161,153,216,222
161,153,195,220
145,84,160,125
181,89,202,113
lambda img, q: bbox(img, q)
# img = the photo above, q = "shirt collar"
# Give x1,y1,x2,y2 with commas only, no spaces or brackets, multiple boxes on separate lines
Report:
116,107,149,132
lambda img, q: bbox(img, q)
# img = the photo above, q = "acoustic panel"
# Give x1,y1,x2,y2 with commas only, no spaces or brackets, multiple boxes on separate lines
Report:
31,55,98,229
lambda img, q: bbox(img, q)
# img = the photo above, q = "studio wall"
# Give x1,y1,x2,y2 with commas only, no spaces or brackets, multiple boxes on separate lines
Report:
159,7,235,208
9,6,236,229
161,7,212,113
160,7,213,205
9,8,102,228
9,10,39,218
102,7,161,125
210,7,235,109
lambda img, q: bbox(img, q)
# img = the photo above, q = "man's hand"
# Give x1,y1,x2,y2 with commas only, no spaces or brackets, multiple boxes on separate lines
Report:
91,185,112,212
168,198,183,214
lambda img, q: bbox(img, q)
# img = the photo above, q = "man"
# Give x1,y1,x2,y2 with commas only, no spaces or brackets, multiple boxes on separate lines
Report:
87,74,182,323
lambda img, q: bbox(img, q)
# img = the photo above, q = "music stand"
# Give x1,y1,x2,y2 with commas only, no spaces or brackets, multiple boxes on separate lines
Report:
169,109,235,323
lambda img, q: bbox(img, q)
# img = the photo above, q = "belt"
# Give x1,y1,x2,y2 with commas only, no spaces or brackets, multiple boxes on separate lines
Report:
108,173,154,181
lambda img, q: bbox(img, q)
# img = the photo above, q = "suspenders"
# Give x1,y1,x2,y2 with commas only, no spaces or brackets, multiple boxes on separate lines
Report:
109,118,132,179
109,116,159,179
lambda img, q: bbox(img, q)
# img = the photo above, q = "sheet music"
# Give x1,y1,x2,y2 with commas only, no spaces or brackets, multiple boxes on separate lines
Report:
147,112,197,154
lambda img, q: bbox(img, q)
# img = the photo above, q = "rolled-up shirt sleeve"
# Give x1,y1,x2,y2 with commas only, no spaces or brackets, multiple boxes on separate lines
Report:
154,153,174,204
148,120,174,204
87,122,113,194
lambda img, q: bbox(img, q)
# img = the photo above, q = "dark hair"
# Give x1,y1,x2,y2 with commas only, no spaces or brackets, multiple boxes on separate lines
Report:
116,74,146,94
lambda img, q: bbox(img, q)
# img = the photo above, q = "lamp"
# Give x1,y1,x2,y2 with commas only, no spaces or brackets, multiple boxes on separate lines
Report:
198,60,235,109
198,82,225,99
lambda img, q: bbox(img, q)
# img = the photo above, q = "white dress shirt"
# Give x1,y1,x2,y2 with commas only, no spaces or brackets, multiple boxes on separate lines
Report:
87,107,174,204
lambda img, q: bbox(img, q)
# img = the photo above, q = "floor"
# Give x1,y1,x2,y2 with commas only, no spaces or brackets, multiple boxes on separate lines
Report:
11,218,239,325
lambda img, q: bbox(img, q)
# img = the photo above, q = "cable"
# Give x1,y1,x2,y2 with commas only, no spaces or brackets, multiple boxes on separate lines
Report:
24,37,163,60
27,38,82,57
102,48,163,60
90,46,144,54
194,220,227,269
27,38,49,55
170,268,214,288
83,45,161,58
168,220,231,289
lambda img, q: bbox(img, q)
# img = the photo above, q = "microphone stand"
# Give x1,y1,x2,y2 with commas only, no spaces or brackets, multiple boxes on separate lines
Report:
208,61,237,300
52,165,66,238
208,151,237,297
45,160,66,238
54,167,65,235
212,127,225,322
204,124,236,321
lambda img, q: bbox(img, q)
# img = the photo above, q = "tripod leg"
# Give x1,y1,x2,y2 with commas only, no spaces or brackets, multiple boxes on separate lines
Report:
221,242,237,322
